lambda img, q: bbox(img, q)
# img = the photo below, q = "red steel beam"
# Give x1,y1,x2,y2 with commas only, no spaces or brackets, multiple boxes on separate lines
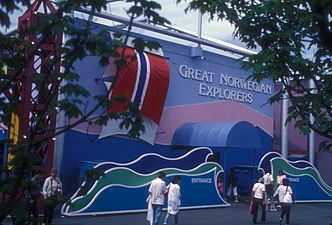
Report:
7,0,62,174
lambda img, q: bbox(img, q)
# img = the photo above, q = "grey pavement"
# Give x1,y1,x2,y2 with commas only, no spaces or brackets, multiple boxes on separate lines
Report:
3,202,332,225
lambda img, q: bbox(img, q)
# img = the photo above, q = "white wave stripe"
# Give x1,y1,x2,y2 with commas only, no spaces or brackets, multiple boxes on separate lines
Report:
95,146,214,169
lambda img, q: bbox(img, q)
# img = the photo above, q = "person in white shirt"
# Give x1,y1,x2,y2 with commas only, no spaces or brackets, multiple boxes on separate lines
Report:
42,168,62,225
251,177,266,224
163,176,181,225
263,169,276,211
274,178,293,225
148,171,167,225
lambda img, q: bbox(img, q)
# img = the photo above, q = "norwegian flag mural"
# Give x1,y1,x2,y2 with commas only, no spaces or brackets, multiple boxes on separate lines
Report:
99,47,170,144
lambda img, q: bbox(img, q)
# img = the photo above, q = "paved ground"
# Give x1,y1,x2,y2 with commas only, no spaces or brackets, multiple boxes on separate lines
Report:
3,202,332,225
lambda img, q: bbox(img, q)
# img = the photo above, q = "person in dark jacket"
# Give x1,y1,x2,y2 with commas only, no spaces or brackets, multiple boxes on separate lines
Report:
226,168,239,203
25,171,43,225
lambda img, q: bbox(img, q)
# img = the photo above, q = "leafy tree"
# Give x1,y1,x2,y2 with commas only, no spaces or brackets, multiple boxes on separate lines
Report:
181,0,332,150
0,0,169,223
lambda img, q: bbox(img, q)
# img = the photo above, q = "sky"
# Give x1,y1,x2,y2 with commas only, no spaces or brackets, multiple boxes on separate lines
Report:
159,1,240,45
4,0,245,49
109,0,244,46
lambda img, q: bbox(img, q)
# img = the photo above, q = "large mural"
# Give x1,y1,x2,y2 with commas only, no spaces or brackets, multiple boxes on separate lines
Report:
258,152,332,202
56,18,274,215
61,147,228,216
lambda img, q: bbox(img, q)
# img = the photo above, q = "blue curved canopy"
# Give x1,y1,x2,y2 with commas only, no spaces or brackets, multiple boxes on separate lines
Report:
172,121,262,149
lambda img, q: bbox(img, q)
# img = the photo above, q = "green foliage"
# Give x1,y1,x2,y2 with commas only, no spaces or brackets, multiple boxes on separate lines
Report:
132,38,161,52
85,168,105,180
182,0,332,150
0,0,169,223
76,168,105,198
119,103,145,138
0,1,29,27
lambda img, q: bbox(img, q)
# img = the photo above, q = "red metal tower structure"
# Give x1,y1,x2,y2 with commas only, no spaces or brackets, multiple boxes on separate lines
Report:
6,0,62,174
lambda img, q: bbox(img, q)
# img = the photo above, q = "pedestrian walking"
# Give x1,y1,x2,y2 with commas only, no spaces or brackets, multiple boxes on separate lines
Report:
251,177,266,224
163,175,181,225
263,169,276,211
42,168,63,225
276,169,287,209
226,168,239,203
274,178,293,225
147,171,167,225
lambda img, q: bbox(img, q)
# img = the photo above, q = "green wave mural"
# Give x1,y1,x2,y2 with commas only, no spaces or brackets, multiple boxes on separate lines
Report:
259,152,332,202
65,161,223,214
271,158,332,196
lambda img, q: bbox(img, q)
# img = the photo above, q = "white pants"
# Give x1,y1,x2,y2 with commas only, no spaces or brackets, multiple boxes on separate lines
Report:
227,186,238,196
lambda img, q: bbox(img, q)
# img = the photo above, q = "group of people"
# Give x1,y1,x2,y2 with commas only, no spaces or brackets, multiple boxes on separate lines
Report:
250,169,293,225
147,172,181,225
147,169,293,225
24,167,63,225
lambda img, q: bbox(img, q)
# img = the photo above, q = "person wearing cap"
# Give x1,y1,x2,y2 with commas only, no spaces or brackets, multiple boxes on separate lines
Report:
251,177,266,224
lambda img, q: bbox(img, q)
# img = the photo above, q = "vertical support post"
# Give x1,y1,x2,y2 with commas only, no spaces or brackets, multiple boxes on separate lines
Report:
280,80,289,158
197,11,202,48
308,79,316,164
